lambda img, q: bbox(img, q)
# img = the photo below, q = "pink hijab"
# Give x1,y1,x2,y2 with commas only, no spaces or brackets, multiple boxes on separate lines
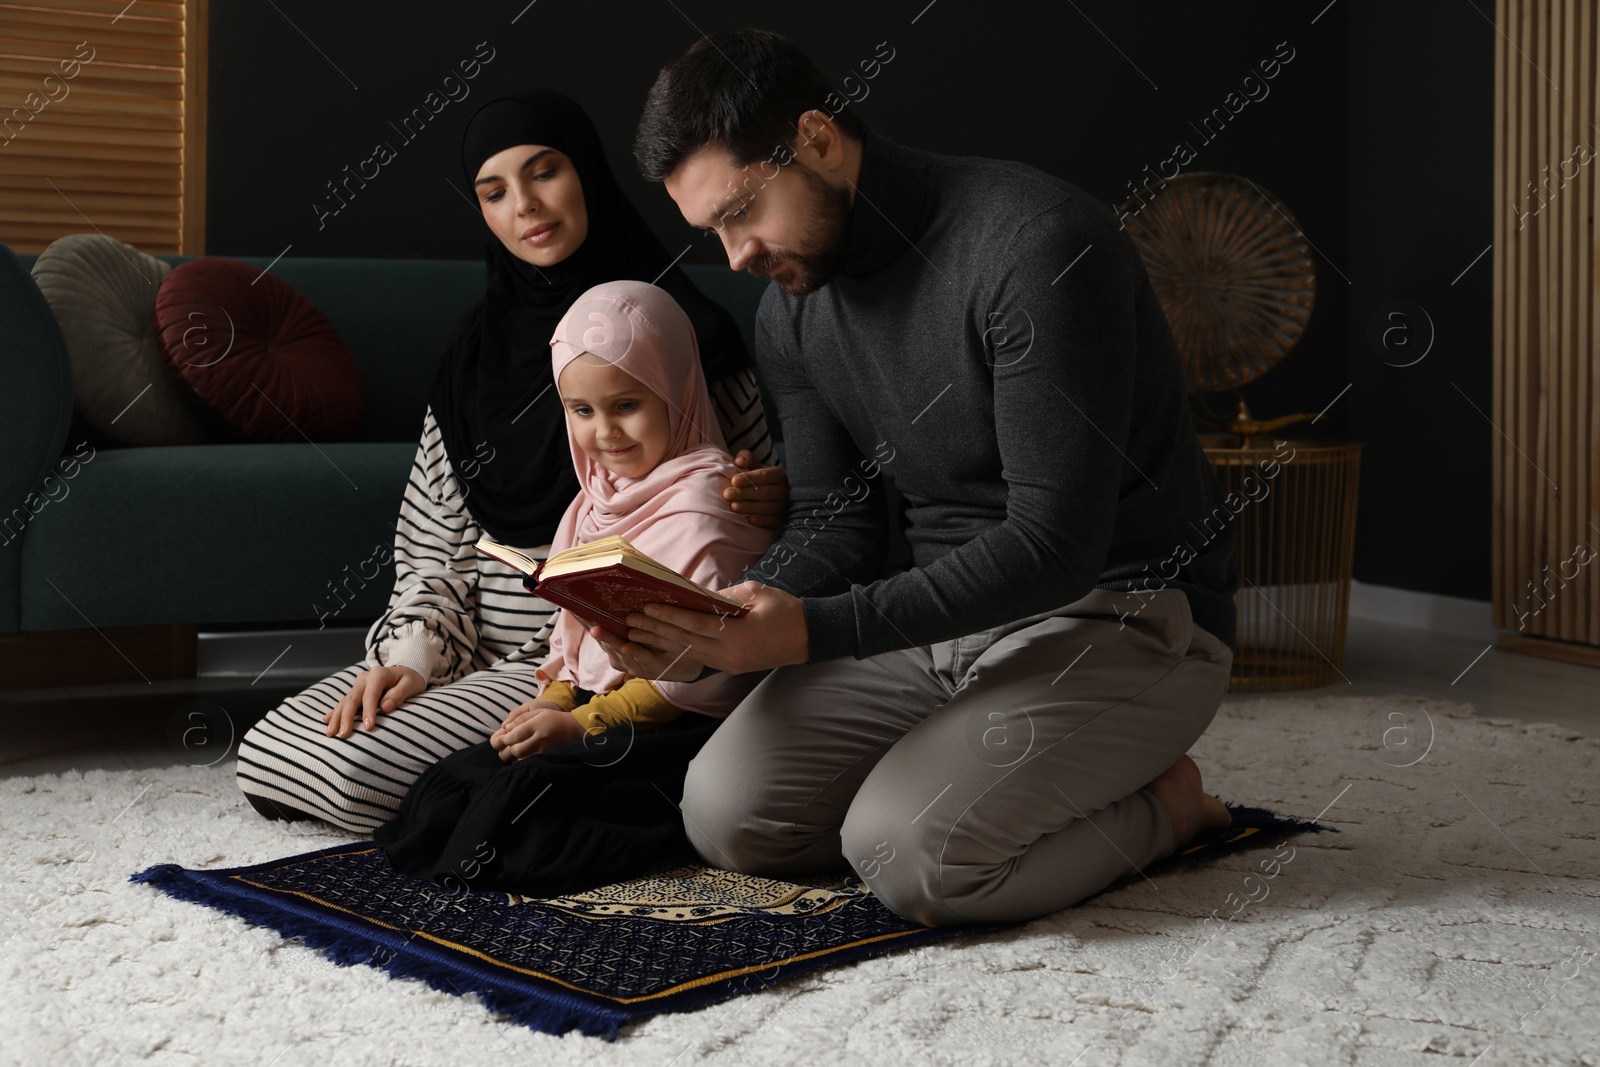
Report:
536,280,774,716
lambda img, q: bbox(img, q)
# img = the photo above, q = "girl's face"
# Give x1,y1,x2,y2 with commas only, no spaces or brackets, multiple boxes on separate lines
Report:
558,355,672,479
473,144,589,268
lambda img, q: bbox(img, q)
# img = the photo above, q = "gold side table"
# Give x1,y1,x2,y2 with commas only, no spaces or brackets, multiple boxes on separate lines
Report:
1201,436,1363,690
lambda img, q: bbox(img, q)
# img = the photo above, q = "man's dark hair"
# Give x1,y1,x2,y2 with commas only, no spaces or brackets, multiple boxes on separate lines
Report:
634,28,866,182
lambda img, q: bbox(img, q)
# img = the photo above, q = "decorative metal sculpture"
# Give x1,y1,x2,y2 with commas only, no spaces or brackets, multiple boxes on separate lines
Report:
1119,172,1319,440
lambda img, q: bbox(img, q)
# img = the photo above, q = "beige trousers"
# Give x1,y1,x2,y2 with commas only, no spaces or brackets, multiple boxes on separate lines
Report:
679,587,1233,927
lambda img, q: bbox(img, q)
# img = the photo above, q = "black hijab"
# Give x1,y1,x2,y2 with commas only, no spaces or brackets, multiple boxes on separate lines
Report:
429,88,751,548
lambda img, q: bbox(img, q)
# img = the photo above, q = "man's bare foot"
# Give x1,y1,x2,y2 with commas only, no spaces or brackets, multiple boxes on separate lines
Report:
1143,755,1231,852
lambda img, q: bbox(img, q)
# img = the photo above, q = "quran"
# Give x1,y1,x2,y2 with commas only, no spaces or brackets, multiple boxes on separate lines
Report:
475,535,750,637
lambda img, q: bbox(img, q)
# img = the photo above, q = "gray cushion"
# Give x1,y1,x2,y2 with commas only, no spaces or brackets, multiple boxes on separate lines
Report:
30,234,215,446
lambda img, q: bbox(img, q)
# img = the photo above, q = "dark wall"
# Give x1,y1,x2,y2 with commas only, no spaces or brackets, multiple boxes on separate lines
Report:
1347,1,1495,601
207,1,1491,602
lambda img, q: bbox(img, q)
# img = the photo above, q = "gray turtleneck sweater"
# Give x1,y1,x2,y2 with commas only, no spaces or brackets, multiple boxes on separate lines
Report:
743,132,1239,664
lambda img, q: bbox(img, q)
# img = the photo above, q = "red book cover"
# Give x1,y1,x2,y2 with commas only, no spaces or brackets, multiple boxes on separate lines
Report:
528,564,751,638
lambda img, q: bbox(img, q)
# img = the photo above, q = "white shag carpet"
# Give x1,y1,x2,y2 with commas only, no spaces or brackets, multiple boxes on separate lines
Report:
2,693,1596,1067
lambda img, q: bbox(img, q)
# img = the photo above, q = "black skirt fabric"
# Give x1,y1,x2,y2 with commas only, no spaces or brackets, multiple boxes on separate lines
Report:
372,712,721,898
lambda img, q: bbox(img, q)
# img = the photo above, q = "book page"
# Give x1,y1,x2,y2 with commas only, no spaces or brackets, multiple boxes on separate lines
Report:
474,538,539,575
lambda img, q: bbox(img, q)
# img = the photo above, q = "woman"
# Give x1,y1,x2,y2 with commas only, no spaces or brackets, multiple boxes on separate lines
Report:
235,89,784,834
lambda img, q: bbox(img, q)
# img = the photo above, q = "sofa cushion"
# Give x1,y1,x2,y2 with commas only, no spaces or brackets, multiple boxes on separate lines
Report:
250,257,485,443
30,234,216,447
19,442,412,630
155,258,365,442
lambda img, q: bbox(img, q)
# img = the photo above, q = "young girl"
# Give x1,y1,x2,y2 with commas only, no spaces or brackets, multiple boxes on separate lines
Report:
491,279,777,755
373,280,775,895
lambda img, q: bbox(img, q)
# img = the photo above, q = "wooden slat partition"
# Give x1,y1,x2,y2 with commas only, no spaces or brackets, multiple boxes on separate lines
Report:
1494,0,1600,656
0,0,204,253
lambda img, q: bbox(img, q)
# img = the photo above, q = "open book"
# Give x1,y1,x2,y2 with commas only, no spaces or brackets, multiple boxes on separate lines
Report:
475,534,750,637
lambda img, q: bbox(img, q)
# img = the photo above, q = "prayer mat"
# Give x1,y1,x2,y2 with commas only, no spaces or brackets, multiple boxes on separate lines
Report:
131,802,1331,1040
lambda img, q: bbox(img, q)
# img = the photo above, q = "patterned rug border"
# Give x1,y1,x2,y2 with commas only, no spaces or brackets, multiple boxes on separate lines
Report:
130,802,1334,1040
130,844,989,1040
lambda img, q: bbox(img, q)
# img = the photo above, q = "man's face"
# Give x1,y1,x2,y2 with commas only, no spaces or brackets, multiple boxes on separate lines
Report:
665,145,852,296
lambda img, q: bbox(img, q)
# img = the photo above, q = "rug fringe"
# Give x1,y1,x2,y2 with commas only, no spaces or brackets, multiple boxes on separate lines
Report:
130,863,627,1041
1134,799,1338,881
1220,801,1340,835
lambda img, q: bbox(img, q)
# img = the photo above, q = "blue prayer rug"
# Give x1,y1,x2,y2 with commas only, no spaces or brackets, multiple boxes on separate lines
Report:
130,802,1331,1040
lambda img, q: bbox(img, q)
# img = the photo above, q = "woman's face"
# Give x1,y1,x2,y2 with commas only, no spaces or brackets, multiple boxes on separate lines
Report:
473,144,589,268
557,355,672,479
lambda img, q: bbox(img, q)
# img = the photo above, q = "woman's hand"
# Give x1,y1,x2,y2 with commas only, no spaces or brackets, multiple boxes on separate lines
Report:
326,665,426,738
491,700,587,761
724,450,789,529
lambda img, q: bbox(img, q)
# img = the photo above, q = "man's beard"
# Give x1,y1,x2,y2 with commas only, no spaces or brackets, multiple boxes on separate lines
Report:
749,169,853,296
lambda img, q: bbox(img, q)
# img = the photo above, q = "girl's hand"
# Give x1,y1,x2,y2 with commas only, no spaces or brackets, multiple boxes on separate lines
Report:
491,701,587,761
724,450,789,529
326,665,426,738
490,700,565,747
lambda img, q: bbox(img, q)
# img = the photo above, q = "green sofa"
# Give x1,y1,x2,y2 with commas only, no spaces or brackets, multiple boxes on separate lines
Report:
0,241,773,636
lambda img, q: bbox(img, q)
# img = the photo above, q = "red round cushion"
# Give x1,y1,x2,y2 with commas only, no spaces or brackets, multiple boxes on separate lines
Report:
154,258,364,442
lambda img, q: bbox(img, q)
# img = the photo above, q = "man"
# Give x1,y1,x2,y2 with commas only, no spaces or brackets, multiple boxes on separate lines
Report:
596,28,1240,928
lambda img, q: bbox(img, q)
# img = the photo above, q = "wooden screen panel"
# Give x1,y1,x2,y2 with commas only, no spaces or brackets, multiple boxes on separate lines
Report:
1493,0,1600,653
0,0,204,254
